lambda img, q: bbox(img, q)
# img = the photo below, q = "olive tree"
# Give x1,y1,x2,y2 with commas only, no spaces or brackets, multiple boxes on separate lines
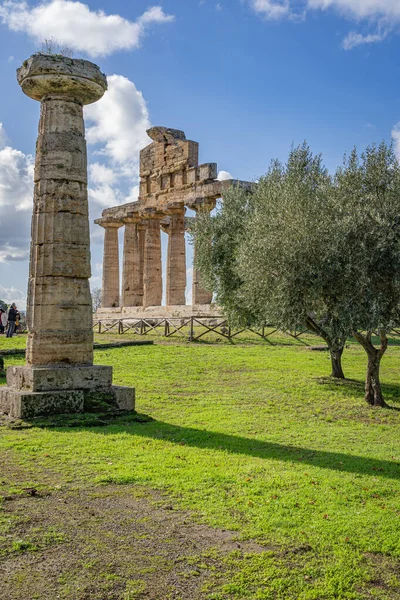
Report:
195,144,350,378
332,143,400,407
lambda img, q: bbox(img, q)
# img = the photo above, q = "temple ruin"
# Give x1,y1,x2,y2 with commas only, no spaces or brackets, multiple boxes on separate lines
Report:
0,54,135,418
96,127,252,318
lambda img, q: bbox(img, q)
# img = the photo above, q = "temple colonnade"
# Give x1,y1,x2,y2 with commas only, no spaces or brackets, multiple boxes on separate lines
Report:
96,202,214,309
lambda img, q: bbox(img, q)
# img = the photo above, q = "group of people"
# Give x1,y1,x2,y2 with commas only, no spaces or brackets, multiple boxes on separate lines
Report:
0,303,20,337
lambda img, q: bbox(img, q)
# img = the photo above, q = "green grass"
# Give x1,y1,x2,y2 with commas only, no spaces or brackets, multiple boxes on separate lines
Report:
1,336,400,599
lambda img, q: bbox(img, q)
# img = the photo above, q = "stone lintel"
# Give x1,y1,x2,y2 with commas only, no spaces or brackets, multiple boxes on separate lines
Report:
7,365,113,393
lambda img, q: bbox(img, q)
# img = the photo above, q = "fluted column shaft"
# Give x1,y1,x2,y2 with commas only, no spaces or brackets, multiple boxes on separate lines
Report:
27,96,93,366
192,202,215,306
122,221,143,307
143,217,162,307
166,210,186,305
101,223,121,308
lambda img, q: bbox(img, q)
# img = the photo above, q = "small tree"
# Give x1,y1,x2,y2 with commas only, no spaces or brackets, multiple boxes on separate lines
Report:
332,143,400,407
195,144,350,378
91,288,102,313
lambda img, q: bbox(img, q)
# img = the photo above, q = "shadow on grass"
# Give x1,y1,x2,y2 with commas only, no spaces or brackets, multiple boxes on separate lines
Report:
317,376,400,406
19,412,398,481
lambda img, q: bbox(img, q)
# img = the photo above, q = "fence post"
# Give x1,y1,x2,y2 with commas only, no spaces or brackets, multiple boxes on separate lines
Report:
118,320,123,334
189,317,194,342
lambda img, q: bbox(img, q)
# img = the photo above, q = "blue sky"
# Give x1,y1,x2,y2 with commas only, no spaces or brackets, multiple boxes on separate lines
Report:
0,0,400,308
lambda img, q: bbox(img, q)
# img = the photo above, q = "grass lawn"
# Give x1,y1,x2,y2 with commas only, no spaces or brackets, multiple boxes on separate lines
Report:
0,335,399,599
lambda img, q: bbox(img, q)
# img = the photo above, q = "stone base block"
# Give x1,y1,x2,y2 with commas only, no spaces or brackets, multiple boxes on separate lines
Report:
0,384,135,419
7,365,113,392
1,361,135,419
83,386,135,413
0,387,84,419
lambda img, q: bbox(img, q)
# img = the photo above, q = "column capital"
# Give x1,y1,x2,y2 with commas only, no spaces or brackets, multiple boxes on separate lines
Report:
186,197,216,213
95,217,124,229
17,54,107,105
123,211,141,225
141,207,166,221
165,202,186,216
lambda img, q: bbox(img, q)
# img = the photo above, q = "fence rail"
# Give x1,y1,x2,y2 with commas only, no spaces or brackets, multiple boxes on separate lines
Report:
92,317,316,343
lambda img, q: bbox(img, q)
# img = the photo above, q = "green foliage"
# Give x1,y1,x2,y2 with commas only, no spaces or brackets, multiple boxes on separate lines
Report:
195,141,400,394
333,143,400,333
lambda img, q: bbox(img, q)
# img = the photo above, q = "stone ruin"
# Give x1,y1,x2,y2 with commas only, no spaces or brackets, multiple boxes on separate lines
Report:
0,54,135,419
95,127,253,318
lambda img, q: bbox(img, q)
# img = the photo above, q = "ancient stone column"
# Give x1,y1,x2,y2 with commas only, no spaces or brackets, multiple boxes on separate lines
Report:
0,54,135,418
192,200,216,306
121,216,143,307
137,221,146,303
165,205,186,306
96,219,122,308
142,209,164,307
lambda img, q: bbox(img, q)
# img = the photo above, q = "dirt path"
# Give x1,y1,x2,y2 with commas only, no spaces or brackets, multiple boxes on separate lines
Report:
0,468,265,600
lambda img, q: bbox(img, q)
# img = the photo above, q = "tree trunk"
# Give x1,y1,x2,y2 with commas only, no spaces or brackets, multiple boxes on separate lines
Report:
305,316,346,379
353,330,389,408
365,350,387,407
330,346,345,379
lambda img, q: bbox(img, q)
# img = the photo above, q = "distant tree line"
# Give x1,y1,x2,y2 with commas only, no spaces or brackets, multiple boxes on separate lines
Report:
194,142,400,408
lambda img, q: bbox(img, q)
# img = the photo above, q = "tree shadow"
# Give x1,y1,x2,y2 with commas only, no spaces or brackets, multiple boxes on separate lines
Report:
84,417,400,481
316,377,400,407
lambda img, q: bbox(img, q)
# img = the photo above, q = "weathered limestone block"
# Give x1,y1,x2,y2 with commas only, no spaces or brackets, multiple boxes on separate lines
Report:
34,180,88,216
143,210,164,307
7,365,113,392
122,218,143,307
165,205,186,306
96,218,122,308
0,387,84,419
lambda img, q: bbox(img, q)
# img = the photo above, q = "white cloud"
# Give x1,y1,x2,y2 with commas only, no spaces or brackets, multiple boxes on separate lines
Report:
250,0,290,19
85,75,151,168
0,134,34,264
307,0,400,21
0,0,174,58
342,30,387,50
89,163,117,185
0,284,26,307
248,0,400,47
85,74,151,217
217,170,233,181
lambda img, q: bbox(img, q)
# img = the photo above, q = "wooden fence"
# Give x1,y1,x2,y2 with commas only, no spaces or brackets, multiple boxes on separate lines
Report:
92,316,313,343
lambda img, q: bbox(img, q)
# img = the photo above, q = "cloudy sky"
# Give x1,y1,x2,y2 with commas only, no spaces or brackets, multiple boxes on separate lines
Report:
0,0,399,308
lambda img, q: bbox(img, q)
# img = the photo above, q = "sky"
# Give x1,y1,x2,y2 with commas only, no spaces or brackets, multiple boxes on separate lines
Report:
1,0,400,309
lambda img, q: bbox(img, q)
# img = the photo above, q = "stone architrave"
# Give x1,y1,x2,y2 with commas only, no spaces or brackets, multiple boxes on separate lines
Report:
142,208,164,307
165,203,186,306
96,218,123,308
0,54,135,419
121,213,143,307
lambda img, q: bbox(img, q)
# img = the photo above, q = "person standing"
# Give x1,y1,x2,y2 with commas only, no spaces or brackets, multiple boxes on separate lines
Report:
6,303,19,338
0,309,6,334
